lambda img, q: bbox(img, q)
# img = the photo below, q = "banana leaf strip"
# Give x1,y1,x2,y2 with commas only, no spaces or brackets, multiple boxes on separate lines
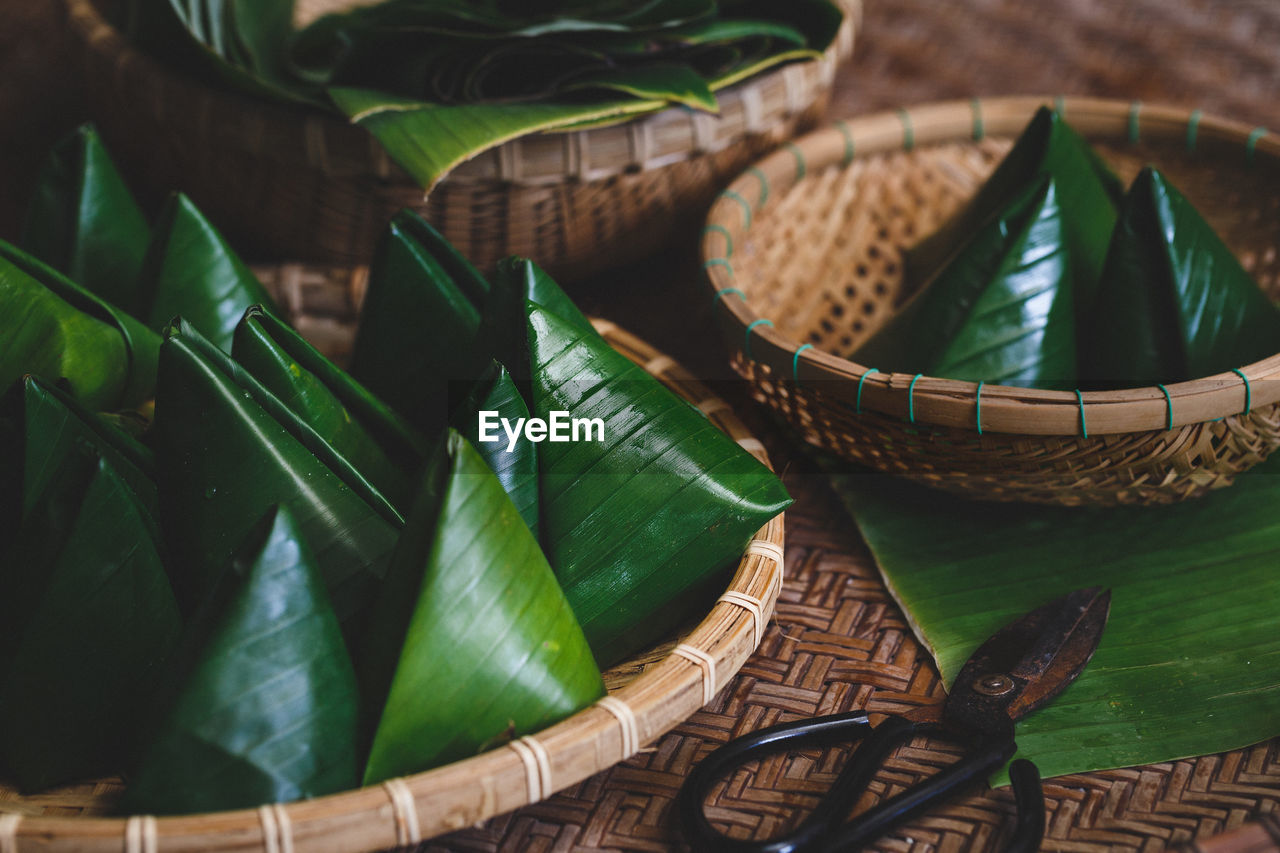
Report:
905,106,1122,319
153,319,400,632
361,431,603,784
826,456,1280,784
851,177,1076,389
528,304,792,665
0,243,159,411
136,193,282,352
232,306,427,511
121,504,359,814
1082,167,1280,387
0,374,157,531
0,450,180,792
349,210,491,433
20,124,151,310
452,360,540,536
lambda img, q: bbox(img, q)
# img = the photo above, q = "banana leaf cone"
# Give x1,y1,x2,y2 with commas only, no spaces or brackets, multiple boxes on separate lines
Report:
0,449,181,792
135,193,282,352
20,124,151,310
452,360,540,537
851,176,1077,389
478,256,597,378
527,304,792,666
0,240,160,410
232,306,428,511
152,318,401,636
0,374,157,534
121,504,360,815
906,106,1121,319
349,210,492,435
360,431,603,784
1082,167,1280,387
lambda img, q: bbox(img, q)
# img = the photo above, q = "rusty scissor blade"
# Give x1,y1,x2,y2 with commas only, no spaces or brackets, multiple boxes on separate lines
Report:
943,587,1111,736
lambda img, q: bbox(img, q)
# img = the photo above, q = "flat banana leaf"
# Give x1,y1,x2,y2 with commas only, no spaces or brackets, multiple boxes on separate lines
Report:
330,87,666,191
1082,167,1280,387
349,210,491,433
153,319,400,632
122,504,359,814
453,361,540,536
362,431,603,783
136,193,282,352
851,177,1076,389
0,451,180,792
0,241,160,407
564,64,718,112
827,456,1280,784
20,124,151,310
528,305,792,665
232,306,427,511
0,375,157,532
905,107,1122,319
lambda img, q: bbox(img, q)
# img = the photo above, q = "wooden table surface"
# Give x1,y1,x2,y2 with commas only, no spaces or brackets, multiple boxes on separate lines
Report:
1,2,1278,851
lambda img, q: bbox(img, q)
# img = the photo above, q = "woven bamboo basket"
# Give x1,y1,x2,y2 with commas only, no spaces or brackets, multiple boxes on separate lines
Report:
62,0,858,280
702,96,1280,506
0,298,787,852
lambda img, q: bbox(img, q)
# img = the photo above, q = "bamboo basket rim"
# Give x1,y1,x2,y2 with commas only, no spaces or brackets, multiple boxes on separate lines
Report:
66,0,859,187
702,95,1280,437
0,319,787,852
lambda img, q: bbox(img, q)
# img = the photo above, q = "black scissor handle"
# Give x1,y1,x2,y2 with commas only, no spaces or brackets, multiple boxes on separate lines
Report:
676,712,1044,853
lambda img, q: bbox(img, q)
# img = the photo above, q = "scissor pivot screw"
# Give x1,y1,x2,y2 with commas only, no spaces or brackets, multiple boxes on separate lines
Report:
973,674,1014,696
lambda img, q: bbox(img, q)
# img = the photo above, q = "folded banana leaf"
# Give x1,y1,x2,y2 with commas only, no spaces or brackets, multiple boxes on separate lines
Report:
135,193,281,352
349,210,491,433
0,450,180,792
826,455,1280,784
1082,167,1280,387
0,374,157,531
528,304,792,665
851,177,1076,389
122,504,359,814
452,361,540,536
232,306,427,511
906,107,1122,320
361,431,603,783
0,241,159,410
20,124,151,310
480,255,596,376
153,318,400,632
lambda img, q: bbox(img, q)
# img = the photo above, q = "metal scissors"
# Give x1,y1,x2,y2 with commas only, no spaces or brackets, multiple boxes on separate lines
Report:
676,587,1111,853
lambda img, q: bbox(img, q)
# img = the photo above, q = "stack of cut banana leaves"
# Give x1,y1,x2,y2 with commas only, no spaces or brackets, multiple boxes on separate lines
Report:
834,107,1280,783
122,0,844,188
0,125,790,812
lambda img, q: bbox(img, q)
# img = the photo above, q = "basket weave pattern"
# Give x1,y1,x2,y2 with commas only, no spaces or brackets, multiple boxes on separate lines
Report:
65,0,858,279
705,98,1280,506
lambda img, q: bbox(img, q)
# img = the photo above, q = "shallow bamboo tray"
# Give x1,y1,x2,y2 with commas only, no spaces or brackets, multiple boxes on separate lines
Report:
64,0,858,280
703,96,1280,506
0,313,787,852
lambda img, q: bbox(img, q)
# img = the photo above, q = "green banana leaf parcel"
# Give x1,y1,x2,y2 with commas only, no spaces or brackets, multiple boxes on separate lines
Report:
827,459,1280,784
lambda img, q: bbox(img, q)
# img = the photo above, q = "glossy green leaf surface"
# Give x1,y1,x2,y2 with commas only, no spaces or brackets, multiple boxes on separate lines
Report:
232,306,426,511
453,361,540,537
906,106,1121,319
20,124,151,310
0,451,180,792
350,210,491,433
827,457,1280,784
0,241,160,408
480,256,596,378
122,504,359,814
1082,167,1280,387
153,320,400,631
852,177,1076,389
136,193,281,352
528,305,792,665
362,432,603,783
